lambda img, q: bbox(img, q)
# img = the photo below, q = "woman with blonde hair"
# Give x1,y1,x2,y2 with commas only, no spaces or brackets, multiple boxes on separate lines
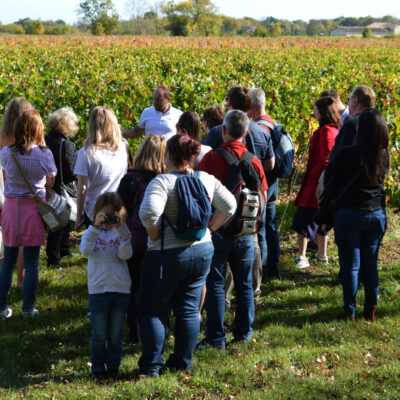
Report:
117,134,166,344
74,106,129,229
0,109,57,319
0,97,34,288
45,107,79,269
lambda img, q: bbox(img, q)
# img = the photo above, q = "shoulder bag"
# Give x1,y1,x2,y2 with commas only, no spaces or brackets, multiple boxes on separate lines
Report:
11,150,71,232
314,170,361,232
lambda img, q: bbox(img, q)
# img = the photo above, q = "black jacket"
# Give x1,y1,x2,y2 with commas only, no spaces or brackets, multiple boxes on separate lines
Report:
45,130,78,196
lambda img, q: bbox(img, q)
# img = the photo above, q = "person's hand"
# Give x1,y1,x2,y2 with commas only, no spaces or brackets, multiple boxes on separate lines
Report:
74,217,82,231
94,211,107,229
114,212,126,227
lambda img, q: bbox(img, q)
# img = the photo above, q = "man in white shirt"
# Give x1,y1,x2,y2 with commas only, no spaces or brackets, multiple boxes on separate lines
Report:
123,86,182,142
320,89,349,126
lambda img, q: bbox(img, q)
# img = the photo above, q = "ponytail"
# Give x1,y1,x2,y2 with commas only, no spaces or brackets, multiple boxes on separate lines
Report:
166,133,201,168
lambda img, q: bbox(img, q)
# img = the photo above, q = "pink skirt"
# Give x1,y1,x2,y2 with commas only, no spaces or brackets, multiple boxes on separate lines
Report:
1,197,46,247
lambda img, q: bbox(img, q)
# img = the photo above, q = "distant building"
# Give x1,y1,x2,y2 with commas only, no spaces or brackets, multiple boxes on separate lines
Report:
330,22,400,37
241,24,257,34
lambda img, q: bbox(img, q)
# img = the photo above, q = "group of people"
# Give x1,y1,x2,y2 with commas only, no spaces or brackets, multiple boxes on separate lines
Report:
0,83,390,380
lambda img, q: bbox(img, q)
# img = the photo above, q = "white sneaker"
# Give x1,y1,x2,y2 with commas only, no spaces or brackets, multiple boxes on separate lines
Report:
295,256,310,269
309,253,329,264
22,309,39,317
0,307,12,319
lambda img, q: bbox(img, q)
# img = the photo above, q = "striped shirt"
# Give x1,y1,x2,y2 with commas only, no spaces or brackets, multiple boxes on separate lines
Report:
139,171,236,250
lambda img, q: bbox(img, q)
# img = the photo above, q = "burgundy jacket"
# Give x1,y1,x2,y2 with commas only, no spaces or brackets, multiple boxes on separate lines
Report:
294,124,338,208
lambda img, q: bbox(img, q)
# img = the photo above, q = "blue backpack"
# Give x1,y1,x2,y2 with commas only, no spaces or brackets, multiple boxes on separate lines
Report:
257,119,295,180
164,172,212,241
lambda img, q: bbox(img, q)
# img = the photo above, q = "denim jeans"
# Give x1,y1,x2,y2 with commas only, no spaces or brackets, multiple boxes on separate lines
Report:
258,180,280,273
89,292,130,373
0,245,40,312
138,242,213,376
334,208,386,318
205,234,255,346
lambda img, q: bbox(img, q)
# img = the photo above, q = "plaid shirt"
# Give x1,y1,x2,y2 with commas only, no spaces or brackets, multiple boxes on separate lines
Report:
0,145,57,198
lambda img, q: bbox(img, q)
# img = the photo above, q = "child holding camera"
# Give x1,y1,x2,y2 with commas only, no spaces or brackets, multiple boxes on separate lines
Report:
79,192,132,381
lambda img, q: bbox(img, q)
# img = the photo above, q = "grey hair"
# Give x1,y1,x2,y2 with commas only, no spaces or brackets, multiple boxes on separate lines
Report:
47,107,79,138
154,85,172,99
251,88,266,108
223,110,249,139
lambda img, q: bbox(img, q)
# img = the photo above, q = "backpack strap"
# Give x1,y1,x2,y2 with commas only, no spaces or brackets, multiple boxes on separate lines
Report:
214,147,239,165
256,119,275,132
241,150,255,165
215,147,255,167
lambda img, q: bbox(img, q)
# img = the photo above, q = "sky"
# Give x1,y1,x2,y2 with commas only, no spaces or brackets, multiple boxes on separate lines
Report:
0,0,399,25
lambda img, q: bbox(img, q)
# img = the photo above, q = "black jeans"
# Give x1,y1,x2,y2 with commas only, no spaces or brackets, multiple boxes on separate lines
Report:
46,224,71,266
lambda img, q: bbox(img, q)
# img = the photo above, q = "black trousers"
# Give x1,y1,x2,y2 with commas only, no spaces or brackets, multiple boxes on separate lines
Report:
127,250,146,342
46,224,71,266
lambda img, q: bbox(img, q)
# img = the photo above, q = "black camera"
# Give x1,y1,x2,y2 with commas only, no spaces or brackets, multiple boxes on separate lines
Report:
104,213,118,224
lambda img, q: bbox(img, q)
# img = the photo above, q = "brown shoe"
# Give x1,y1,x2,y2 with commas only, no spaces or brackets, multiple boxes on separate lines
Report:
363,306,376,322
344,315,356,322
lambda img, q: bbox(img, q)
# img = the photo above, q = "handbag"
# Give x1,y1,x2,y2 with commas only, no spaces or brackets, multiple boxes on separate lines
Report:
0,226,4,259
314,171,361,232
11,150,71,232
59,139,77,222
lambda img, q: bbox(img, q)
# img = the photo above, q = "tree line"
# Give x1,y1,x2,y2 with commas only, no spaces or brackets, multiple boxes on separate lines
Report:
0,0,399,37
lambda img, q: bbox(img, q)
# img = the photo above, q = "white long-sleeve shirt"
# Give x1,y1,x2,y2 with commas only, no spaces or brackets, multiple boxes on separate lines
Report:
80,224,132,295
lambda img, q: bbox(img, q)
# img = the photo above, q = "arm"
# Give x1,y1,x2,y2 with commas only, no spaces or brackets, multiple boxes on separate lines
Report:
139,177,168,240
62,141,78,185
79,225,101,257
209,210,231,231
146,226,161,241
116,224,133,260
309,127,337,180
75,175,88,230
44,148,57,189
122,109,146,139
45,176,55,188
122,126,145,139
262,156,275,171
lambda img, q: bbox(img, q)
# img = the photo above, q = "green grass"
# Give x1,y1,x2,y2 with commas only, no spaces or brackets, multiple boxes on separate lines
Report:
0,205,399,399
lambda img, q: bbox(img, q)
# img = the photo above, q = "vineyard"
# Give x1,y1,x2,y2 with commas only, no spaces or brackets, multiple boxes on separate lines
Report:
0,35,399,200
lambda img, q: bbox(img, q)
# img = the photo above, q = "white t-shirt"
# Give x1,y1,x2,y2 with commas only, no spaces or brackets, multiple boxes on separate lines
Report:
341,106,350,126
74,140,128,218
137,105,183,141
194,144,212,168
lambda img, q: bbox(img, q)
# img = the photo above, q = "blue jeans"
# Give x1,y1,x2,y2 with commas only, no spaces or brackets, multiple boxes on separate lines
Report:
89,292,130,373
0,245,40,312
205,234,255,346
258,180,280,273
138,242,213,376
334,208,386,318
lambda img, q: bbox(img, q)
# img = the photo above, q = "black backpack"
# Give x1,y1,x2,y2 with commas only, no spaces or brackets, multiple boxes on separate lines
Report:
214,148,266,236
117,169,155,252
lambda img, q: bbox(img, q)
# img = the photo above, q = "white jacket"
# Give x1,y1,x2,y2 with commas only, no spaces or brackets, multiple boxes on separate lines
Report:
80,224,132,295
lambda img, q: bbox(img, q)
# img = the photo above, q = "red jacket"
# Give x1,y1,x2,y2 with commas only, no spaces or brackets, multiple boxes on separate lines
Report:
294,124,338,208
